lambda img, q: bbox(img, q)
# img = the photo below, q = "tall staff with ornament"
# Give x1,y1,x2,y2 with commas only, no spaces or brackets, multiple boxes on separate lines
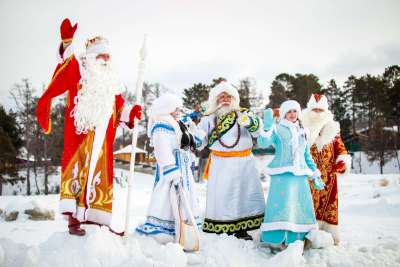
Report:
125,36,148,234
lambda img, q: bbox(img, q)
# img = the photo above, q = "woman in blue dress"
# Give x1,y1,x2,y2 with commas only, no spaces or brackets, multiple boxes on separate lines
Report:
257,100,325,251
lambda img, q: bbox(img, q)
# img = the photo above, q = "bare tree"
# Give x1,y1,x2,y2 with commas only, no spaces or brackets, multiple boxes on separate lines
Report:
10,79,37,195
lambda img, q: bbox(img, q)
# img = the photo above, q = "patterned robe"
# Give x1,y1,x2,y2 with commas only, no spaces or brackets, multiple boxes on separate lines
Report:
35,46,132,228
309,134,349,225
197,109,265,235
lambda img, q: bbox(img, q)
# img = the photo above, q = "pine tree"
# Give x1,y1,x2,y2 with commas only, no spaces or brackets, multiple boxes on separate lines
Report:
0,106,22,195
322,79,351,146
267,80,288,108
288,74,322,107
267,73,322,108
182,83,209,109
237,78,252,109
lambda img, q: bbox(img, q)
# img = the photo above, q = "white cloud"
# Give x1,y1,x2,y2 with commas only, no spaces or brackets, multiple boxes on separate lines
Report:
1,0,399,110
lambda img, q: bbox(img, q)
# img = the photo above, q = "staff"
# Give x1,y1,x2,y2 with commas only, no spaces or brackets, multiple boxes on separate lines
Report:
125,35,147,234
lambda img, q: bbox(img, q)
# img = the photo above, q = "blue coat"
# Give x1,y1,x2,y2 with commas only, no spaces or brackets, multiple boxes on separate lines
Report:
257,109,317,177
257,109,324,245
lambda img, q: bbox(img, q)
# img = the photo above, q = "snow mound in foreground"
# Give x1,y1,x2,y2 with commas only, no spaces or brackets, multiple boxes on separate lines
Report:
306,230,334,249
0,226,309,267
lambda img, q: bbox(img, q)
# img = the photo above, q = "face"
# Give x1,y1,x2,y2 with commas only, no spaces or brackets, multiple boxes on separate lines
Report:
170,107,182,120
96,53,110,66
284,109,298,122
217,92,232,107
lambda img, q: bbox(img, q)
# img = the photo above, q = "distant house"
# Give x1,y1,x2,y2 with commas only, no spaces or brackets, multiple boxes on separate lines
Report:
113,145,147,164
345,125,399,152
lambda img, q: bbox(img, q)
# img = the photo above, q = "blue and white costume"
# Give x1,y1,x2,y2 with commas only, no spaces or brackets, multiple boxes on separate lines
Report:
257,100,325,246
136,94,201,243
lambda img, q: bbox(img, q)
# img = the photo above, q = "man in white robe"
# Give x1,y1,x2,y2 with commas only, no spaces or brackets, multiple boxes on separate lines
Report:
197,81,265,240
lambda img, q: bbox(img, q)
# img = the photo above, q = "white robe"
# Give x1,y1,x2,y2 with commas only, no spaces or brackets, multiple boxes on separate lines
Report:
197,112,265,234
136,118,200,240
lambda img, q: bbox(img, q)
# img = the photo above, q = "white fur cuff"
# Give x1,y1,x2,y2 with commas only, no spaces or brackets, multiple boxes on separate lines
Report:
336,154,352,175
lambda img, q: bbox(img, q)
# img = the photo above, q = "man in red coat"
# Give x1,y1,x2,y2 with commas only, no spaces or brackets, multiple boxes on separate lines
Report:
301,94,351,245
36,18,142,236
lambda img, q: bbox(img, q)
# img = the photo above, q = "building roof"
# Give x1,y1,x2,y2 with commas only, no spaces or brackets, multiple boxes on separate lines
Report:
113,145,146,155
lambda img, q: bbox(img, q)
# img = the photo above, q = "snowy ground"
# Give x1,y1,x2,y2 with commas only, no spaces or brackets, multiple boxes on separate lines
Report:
1,166,400,266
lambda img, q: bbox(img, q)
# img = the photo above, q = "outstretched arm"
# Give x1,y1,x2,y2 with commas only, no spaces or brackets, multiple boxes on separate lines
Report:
237,109,263,137
257,108,276,148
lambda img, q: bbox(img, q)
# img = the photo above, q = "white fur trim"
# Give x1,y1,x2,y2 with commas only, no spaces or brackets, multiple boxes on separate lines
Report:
314,121,340,151
261,221,319,232
57,42,74,63
336,154,352,175
206,81,240,114
279,100,301,120
307,94,329,110
265,166,314,176
59,198,77,214
120,104,132,122
301,109,338,148
148,115,182,145
86,37,110,55
76,206,112,225
118,105,133,131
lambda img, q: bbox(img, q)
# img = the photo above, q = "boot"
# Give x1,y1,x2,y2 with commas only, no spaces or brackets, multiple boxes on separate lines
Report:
68,215,86,236
234,230,253,240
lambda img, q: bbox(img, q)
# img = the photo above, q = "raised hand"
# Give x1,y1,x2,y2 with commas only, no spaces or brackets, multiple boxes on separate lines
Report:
60,18,78,43
263,108,275,130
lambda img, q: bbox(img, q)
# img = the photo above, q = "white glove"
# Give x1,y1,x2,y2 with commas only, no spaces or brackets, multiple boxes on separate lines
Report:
238,112,251,127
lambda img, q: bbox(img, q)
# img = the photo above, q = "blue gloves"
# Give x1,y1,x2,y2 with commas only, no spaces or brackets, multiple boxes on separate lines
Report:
263,108,275,130
311,170,325,190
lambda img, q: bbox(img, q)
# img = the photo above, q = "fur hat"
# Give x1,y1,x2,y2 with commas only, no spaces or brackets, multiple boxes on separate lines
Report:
205,81,240,114
85,36,110,55
149,93,183,118
279,100,301,120
307,94,329,111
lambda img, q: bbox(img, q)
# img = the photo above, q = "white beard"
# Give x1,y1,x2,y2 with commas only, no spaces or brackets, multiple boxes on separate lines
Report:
71,57,123,134
301,110,334,146
215,104,237,119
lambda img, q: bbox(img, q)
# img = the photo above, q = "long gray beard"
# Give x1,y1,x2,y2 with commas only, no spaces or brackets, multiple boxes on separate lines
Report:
71,58,122,134
215,105,236,120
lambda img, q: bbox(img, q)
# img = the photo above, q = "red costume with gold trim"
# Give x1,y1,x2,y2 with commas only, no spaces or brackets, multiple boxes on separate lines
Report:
36,27,140,231
301,94,351,244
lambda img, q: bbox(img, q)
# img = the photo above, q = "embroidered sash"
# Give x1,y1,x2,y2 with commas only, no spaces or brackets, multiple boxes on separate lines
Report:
207,111,237,148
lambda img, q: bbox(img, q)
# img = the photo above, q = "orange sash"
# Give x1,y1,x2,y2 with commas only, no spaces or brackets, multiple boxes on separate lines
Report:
203,149,252,180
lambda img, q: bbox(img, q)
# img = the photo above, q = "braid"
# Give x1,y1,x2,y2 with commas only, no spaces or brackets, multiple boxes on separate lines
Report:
297,119,308,141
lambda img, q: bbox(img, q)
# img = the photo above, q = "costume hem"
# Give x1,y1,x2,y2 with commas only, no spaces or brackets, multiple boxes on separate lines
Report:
203,213,264,234
261,221,318,232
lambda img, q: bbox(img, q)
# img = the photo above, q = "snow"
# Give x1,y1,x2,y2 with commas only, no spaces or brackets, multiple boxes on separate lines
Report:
306,230,334,249
1,167,400,266
351,151,400,174
113,145,147,155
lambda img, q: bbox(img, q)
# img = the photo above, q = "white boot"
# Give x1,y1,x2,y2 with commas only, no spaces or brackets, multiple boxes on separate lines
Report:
323,222,340,245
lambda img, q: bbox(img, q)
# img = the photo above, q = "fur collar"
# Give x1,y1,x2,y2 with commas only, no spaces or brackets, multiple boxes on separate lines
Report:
314,120,340,151
148,115,182,145
301,109,340,151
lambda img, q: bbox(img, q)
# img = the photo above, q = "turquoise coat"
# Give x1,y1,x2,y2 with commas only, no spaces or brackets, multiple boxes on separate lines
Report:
257,109,318,177
257,109,325,246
